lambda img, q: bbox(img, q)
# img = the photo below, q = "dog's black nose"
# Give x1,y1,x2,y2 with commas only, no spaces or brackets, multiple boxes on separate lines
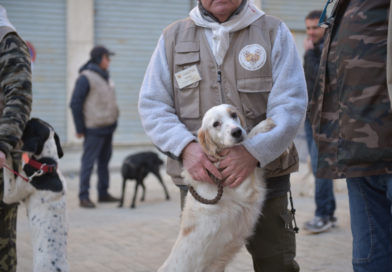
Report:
231,128,242,139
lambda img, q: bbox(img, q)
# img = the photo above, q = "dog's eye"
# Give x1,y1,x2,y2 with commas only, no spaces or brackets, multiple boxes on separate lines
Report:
213,121,221,128
231,112,238,119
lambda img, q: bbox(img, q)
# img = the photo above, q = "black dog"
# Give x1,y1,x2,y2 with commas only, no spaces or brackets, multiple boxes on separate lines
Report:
118,151,170,209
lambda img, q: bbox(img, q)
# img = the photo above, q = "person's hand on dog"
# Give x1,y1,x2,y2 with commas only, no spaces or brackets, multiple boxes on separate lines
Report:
0,151,6,168
76,133,84,139
219,145,258,188
182,141,222,184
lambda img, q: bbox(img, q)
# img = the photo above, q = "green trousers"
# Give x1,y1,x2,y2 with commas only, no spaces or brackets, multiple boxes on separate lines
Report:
246,194,299,272
0,171,18,272
179,185,299,272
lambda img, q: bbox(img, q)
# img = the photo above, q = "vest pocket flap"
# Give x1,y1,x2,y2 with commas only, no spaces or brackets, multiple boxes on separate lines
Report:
237,77,272,93
175,42,200,53
175,52,200,65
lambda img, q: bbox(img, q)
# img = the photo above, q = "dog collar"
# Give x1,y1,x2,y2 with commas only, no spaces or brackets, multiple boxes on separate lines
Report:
22,153,57,174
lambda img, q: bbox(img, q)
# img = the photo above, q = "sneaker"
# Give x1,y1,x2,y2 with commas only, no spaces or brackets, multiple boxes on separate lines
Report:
98,194,120,203
80,198,96,208
303,216,332,234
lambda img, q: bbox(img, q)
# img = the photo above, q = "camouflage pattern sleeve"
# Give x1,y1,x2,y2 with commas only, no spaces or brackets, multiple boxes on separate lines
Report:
0,33,32,156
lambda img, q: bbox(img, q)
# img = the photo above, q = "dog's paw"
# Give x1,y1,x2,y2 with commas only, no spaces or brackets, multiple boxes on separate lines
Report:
248,118,276,137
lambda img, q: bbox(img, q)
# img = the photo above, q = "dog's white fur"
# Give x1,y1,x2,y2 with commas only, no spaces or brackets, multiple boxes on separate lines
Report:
24,129,68,272
3,125,68,272
158,104,275,272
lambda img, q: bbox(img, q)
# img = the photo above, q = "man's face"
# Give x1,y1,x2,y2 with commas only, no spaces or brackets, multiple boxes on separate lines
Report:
200,0,242,22
100,54,110,70
305,18,325,44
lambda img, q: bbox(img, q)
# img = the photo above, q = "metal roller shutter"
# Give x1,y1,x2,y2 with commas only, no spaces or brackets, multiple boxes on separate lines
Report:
262,0,326,30
94,0,191,144
2,0,67,142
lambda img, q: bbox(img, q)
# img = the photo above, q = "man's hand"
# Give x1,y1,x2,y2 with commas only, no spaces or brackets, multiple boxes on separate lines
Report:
181,142,222,184
0,151,6,169
76,133,84,139
219,145,258,188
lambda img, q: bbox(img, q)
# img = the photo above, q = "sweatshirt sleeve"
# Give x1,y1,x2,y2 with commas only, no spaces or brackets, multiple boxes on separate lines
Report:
138,35,196,159
69,75,89,134
242,22,308,167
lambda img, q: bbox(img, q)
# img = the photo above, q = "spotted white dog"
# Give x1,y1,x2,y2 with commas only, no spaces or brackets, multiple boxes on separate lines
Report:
158,104,275,272
3,118,68,272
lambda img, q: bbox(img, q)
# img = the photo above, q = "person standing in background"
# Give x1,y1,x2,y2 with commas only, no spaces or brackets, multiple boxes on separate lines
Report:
302,10,337,234
0,5,32,271
309,0,392,270
70,46,119,208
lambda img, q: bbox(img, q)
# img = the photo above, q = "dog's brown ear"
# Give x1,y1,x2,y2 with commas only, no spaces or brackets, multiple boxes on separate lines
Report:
198,129,218,157
237,110,246,129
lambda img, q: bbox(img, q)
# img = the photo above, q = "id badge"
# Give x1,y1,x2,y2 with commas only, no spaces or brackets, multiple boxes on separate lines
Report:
174,65,201,89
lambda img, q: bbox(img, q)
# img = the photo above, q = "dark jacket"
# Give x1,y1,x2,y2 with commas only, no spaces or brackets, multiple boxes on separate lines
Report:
70,62,116,135
303,38,323,102
309,0,392,179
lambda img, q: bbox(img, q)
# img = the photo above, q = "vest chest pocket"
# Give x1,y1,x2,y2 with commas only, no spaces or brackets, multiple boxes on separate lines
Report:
237,77,272,123
174,42,201,119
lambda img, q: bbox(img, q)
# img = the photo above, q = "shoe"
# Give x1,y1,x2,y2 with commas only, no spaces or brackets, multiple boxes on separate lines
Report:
303,216,332,234
80,198,96,208
98,194,120,203
330,216,338,227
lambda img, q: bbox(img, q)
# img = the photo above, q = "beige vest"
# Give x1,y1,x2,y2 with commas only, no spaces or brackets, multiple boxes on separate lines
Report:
0,26,18,117
81,70,119,128
163,16,299,183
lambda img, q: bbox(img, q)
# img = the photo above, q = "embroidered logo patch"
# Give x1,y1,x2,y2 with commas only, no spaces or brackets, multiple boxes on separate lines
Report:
238,44,266,71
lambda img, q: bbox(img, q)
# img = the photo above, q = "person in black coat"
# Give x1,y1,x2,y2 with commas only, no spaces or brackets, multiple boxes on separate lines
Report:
302,10,337,234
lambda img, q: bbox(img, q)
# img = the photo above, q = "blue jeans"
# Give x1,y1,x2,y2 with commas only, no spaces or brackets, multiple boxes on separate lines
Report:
304,118,335,218
346,175,392,272
79,132,113,200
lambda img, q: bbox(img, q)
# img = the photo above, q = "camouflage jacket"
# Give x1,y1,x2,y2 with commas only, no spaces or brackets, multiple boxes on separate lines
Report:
0,28,32,159
309,0,392,179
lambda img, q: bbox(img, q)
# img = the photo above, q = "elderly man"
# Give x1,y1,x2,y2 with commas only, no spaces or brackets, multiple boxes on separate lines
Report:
139,0,307,271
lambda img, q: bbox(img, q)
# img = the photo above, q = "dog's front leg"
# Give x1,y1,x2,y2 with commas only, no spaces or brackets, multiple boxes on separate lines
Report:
153,170,170,200
140,181,146,202
248,118,275,138
24,192,69,272
130,181,139,209
118,178,127,207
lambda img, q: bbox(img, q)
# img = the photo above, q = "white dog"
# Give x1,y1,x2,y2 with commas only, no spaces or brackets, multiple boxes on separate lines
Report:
2,118,68,272
158,104,275,272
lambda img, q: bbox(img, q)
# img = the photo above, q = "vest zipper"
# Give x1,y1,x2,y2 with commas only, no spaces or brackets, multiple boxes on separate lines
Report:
217,68,224,103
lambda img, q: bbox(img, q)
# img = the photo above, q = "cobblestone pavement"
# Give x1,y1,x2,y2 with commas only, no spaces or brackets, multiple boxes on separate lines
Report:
15,146,353,272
